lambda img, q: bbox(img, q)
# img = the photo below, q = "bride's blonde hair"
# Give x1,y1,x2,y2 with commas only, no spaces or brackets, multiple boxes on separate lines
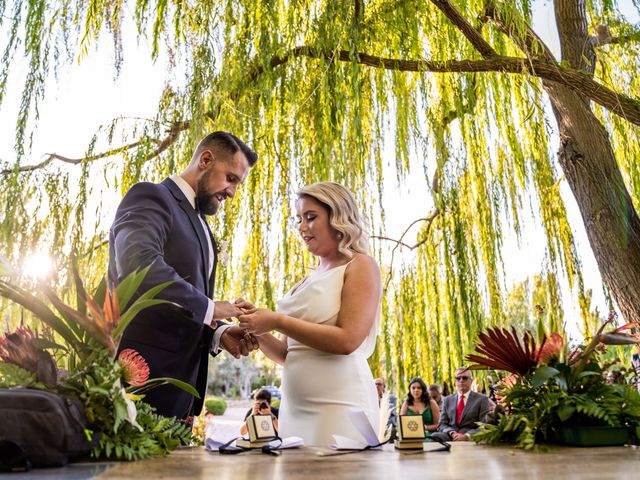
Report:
297,182,369,257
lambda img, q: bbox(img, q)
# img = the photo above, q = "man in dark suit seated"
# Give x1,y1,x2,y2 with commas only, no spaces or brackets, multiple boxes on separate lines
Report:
431,367,491,442
109,131,259,420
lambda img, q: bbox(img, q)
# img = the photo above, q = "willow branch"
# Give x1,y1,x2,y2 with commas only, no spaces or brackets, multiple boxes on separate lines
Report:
75,238,109,259
373,212,440,250
443,77,477,126
354,0,362,24
1,121,189,176
481,3,557,63
430,0,497,58
376,209,440,291
9,39,640,175
256,47,640,126
142,120,190,160
481,4,640,127
371,235,415,249
1,139,148,175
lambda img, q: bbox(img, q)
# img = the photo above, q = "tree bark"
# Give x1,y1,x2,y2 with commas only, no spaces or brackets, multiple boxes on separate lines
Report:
547,0,640,324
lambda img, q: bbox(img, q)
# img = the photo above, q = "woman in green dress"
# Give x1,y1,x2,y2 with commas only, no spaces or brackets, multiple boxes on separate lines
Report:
399,377,440,439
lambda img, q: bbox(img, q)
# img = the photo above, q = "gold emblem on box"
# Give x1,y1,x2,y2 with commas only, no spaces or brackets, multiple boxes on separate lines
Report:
399,415,425,440
395,414,425,450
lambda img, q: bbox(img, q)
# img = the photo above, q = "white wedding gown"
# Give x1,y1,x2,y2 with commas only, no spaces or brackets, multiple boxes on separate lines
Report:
276,262,380,446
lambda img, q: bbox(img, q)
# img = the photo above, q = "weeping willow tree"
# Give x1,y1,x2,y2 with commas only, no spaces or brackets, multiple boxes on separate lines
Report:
1,0,640,390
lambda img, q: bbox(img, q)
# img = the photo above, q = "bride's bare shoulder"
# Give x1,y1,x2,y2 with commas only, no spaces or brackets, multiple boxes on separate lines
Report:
346,252,381,277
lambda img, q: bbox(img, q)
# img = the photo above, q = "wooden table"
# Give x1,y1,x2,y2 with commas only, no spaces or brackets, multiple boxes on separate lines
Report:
14,443,640,479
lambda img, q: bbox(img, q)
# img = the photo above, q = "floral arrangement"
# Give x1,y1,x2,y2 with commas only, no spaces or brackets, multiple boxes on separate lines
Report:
0,256,197,460
467,316,640,449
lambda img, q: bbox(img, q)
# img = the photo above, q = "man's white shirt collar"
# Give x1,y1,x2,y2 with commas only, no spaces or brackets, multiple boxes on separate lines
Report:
170,174,197,210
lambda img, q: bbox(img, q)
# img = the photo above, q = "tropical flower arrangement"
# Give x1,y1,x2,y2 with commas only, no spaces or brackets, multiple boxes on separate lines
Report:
467,316,640,449
0,256,197,460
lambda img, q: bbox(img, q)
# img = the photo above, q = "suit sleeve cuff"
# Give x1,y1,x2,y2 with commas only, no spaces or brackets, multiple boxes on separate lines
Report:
211,324,233,353
203,299,215,326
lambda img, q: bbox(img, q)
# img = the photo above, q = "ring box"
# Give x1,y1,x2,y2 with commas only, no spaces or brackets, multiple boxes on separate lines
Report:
237,414,277,448
395,414,425,450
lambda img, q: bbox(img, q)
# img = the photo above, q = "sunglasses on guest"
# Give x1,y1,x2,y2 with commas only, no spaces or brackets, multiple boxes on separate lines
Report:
455,376,471,381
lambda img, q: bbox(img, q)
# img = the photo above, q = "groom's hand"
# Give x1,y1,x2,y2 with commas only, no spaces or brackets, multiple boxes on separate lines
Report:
220,326,259,358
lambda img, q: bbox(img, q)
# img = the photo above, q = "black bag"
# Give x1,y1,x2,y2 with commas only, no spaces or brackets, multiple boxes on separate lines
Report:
0,388,98,469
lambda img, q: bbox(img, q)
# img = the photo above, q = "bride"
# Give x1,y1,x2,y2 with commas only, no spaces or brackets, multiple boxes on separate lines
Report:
238,181,381,446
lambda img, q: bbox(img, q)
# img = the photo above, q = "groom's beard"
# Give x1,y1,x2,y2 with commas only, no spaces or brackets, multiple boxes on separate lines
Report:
196,190,218,215
196,171,222,215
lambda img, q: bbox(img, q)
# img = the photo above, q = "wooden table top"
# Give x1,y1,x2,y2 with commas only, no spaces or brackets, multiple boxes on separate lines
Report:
14,442,640,479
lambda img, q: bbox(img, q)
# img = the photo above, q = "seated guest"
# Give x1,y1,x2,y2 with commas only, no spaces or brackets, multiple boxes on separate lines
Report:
240,388,279,436
375,378,397,431
399,377,440,438
428,383,443,410
442,381,451,397
486,374,498,403
432,367,491,442
632,348,640,391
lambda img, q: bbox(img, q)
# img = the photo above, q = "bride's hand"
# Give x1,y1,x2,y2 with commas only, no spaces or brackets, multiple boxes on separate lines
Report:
234,297,258,315
238,308,280,335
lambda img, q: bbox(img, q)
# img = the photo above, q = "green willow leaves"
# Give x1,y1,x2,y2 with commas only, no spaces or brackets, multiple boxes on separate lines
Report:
1,1,639,391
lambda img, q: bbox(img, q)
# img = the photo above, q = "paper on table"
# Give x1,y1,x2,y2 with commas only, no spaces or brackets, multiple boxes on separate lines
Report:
205,436,304,451
330,435,367,450
205,437,240,451
347,408,380,445
329,408,381,450
278,436,304,449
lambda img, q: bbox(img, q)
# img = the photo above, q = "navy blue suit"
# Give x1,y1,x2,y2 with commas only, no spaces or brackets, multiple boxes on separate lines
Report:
109,178,219,418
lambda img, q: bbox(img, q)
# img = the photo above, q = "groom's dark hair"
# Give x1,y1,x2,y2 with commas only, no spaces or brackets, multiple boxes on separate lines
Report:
195,131,258,166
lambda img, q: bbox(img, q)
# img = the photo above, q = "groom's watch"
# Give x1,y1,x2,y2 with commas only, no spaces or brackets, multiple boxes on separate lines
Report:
449,431,456,439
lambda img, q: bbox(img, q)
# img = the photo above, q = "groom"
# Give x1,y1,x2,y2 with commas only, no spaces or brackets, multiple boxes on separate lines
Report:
109,131,258,419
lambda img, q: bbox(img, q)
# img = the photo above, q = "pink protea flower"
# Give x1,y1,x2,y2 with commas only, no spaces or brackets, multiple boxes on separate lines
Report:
0,326,40,371
118,349,150,386
0,326,58,385
536,332,565,364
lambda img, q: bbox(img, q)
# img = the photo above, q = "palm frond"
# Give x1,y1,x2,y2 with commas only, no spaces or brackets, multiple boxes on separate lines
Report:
466,327,540,375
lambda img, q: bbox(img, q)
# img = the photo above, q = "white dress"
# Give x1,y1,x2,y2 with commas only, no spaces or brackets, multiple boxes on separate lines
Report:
276,262,380,446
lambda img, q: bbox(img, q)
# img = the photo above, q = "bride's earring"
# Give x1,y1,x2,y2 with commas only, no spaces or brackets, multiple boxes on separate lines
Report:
337,233,343,240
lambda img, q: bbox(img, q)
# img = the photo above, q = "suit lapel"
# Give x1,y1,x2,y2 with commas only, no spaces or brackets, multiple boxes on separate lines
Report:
162,179,210,289
200,216,218,297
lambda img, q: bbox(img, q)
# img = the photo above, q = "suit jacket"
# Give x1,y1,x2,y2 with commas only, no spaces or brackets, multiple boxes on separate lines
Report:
436,391,491,436
109,178,219,419
388,394,398,428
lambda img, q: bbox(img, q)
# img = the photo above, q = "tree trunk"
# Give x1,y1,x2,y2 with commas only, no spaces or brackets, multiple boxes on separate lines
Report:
546,0,640,325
